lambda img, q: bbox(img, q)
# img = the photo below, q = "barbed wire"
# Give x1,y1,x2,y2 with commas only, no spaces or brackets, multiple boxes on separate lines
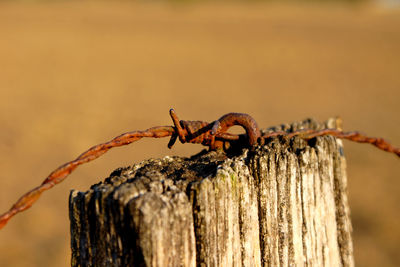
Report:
0,109,398,229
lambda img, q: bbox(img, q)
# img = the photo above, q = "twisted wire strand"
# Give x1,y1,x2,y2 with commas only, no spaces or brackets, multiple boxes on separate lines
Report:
262,129,400,157
0,117,399,229
0,126,175,229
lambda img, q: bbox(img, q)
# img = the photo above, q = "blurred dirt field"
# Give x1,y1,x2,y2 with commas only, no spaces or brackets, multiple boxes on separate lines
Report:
0,1,399,266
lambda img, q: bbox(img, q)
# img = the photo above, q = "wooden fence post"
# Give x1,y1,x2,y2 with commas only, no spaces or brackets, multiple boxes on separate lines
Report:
69,118,354,267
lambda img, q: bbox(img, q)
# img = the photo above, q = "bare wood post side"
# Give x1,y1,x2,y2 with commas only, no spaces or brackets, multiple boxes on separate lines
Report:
69,118,354,267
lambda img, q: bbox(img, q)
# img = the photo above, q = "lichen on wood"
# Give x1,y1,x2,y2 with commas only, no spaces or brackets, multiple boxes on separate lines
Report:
69,118,354,267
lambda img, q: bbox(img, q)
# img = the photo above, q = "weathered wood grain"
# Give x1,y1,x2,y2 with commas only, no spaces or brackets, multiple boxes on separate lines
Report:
69,118,353,267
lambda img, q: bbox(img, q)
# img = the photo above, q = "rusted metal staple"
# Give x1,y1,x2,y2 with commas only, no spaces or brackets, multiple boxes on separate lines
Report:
0,109,398,229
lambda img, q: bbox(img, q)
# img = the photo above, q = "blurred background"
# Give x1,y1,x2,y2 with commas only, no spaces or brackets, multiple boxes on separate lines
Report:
0,0,399,266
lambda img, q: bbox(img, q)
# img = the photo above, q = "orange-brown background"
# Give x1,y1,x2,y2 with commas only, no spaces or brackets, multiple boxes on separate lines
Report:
0,1,399,266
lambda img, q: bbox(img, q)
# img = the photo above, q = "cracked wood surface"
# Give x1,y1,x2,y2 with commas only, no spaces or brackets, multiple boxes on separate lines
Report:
69,118,354,267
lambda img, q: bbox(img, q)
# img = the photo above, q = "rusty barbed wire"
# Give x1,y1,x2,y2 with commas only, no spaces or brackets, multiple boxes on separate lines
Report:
0,109,258,229
0,109,398,229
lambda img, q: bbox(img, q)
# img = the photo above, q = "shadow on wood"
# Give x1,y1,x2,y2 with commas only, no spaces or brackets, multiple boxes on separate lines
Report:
69,118,354,267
